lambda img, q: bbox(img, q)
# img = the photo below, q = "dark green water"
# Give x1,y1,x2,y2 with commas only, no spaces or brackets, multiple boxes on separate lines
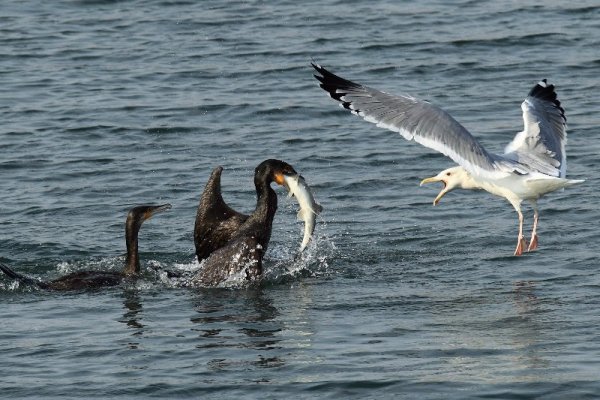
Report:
1,0,599,398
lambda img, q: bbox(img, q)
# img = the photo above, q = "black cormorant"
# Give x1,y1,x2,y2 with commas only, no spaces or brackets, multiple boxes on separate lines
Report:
0,204,171,290
192,159,297,286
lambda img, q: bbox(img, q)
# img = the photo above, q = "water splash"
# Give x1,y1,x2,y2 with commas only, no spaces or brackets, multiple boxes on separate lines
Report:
144,226,337,289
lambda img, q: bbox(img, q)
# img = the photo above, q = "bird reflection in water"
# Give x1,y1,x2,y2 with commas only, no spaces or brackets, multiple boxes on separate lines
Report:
513,280,538,303
190,288,284,370
510,280,551,373
119,288,145,349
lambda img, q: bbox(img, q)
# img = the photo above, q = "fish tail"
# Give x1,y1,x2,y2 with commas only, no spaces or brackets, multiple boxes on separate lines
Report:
299,223,312,251
315,202,323,214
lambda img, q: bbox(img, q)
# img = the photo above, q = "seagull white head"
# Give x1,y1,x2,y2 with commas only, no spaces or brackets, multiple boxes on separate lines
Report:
420,166,473,206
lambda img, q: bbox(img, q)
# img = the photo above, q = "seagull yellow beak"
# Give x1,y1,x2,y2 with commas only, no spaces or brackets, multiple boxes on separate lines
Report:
420,176,447,206
420,176,439,186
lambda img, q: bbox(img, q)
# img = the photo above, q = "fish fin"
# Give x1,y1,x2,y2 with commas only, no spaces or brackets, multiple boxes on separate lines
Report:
298,205,322,220
299,208,318,221
297,209,308,221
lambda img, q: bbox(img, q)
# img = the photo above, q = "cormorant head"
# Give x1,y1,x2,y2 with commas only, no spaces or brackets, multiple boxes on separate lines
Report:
126,203,172,234
124,203,171,276
254,159,298,187
419,166,470,206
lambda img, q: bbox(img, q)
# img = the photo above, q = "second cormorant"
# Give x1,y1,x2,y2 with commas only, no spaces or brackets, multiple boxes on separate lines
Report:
0,204,171,290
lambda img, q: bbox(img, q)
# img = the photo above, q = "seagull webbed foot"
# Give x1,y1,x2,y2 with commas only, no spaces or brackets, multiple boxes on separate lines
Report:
514,236,528,256
527,234,538,252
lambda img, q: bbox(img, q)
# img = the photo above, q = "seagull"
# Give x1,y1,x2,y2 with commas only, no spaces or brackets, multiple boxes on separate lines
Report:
312,63,584,256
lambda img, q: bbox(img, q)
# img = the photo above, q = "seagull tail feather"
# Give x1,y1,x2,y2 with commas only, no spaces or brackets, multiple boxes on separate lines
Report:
526,177,584,194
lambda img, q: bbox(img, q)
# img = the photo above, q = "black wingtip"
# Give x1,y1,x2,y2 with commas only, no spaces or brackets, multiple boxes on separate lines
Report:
310,62,363,110
529,79,555,99
311,62,330,88
310,61,322,72
528,79,566,122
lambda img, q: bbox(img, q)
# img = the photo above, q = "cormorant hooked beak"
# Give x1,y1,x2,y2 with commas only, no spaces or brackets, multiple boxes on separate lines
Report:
142,203,172,221
420,176,448,206
275,167,299,188
273,172,286,186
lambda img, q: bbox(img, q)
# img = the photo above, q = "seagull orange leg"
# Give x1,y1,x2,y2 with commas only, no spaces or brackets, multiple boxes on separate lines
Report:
514,209,527,256
527,205,539,252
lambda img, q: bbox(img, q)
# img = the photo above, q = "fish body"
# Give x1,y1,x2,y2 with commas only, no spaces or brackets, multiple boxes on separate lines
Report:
284,175,323,251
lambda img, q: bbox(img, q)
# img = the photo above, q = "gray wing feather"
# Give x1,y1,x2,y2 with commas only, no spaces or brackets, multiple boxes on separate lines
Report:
313,63,509,179
504,80,567,177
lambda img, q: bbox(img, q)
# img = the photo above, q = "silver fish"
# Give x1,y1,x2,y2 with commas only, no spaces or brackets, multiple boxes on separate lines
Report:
283,174,323,251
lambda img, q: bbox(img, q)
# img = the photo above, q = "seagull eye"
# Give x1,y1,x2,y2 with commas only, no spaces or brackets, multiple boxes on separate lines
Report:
446,172,451,176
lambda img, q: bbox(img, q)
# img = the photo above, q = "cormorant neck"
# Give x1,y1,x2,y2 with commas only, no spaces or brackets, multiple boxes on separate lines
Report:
254,178,277,218
124,219,140,277
245,177,277,252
